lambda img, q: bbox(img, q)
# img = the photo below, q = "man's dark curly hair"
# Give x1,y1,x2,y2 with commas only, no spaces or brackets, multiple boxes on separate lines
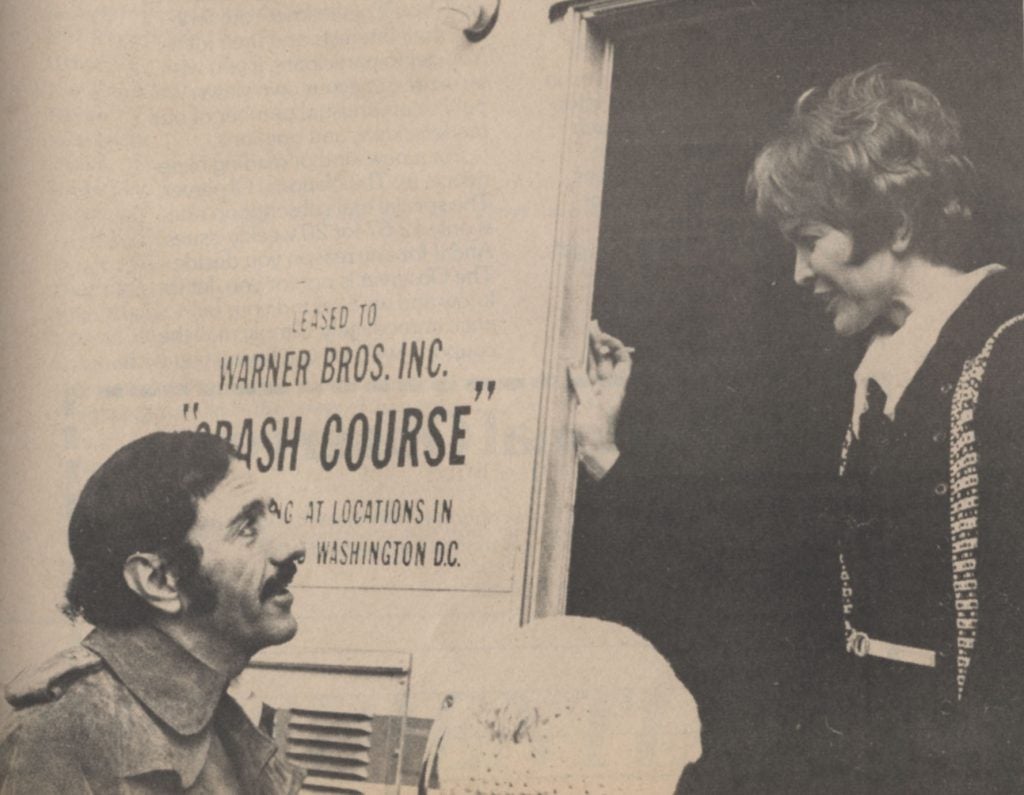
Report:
63,431,238,628
748,64,976,268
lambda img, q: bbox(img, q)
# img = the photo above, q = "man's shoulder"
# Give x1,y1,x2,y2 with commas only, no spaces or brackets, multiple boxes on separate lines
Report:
1,645,120,787
1,642,139,748
4,644,103,711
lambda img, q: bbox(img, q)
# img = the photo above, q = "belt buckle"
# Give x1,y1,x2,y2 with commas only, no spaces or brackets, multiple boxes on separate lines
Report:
847,630,870,657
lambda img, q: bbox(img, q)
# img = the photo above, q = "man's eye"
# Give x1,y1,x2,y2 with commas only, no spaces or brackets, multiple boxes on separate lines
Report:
238,522,259,539
797,235,818,251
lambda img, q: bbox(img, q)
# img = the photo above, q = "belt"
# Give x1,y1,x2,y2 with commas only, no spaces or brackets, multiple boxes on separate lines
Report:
847,630,936,668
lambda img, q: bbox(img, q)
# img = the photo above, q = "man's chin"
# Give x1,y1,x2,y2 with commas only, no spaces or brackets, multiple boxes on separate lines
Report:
267,617,299,646
246,613,300,653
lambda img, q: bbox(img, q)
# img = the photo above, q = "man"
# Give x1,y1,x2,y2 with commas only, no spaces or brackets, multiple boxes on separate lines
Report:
0,431,307,793
570,66,1024,792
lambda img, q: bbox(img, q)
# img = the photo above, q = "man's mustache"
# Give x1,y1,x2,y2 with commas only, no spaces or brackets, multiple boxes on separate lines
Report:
260,560,298,601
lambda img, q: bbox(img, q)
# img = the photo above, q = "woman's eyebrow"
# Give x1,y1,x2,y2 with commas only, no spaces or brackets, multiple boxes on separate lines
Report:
780,220,805,239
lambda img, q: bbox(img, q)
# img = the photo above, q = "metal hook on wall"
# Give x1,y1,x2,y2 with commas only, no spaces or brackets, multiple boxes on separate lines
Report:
436,1,501,42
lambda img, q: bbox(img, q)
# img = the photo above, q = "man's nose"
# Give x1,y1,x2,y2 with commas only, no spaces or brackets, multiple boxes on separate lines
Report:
793,248,814,287
270,531,306,566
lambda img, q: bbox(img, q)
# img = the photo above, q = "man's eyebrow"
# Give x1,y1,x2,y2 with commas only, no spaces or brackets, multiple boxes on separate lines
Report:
227,499,266,534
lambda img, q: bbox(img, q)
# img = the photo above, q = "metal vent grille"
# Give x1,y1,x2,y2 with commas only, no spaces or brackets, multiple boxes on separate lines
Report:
278,707,374,794
244,648,412,794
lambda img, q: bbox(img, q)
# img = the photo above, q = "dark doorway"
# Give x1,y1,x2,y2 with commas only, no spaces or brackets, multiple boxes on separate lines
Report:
568,2,1023,791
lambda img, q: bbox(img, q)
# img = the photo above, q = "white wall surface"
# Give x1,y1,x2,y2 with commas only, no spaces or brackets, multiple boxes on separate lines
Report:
0,0,587,718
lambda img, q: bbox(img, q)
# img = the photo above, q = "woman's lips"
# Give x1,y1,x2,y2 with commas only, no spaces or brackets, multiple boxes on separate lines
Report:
815,291,836,314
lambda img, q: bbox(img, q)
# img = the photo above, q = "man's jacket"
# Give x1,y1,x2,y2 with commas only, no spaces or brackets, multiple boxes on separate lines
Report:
0,624,304,794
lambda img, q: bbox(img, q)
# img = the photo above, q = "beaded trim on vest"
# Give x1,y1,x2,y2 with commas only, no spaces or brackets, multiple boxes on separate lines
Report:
836,312,1024,701
947,312,1024,700
837,425,856,646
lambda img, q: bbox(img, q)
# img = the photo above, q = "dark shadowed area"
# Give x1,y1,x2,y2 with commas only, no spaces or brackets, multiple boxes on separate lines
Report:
568,1,1023,791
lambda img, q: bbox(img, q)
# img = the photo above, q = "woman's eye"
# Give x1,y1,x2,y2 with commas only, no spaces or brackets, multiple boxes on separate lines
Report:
797,235,818,251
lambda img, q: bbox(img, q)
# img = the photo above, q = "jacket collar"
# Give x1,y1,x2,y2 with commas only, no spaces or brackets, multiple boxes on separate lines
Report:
83,624,228,736
82,625,304,792
852,264,1003,432
894,266,1024,426
927,267,1024,363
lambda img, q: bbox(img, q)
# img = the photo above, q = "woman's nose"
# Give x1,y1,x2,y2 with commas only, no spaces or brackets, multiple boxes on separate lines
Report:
793,248,814,287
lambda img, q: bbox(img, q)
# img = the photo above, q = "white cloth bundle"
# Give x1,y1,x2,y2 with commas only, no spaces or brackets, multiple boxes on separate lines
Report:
435,616,701,795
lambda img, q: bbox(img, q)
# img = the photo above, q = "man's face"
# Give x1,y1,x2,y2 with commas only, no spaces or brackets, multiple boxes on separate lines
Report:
788,222,902,337
181,460,305,657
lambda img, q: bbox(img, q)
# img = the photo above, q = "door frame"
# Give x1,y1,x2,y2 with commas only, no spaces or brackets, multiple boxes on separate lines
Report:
523,0,815,621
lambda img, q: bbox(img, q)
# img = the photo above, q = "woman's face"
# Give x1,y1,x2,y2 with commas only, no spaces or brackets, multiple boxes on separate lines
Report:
788,222,902,336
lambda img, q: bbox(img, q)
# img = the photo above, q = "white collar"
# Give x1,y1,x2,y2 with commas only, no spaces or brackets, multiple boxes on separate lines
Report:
851,263,1004,437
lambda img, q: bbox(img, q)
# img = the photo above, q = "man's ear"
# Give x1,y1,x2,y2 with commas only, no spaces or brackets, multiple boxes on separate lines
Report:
123,553,183,616
891,212,913,255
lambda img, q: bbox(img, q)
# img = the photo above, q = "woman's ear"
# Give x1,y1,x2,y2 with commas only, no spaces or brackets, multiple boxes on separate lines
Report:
891,211,913,254
123,552,183,616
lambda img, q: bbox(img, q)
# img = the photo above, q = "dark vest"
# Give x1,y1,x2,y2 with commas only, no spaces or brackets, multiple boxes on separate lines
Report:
828,268,1024,793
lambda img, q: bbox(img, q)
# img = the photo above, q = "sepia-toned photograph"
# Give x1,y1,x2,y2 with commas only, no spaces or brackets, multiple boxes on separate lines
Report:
1,1,1022,792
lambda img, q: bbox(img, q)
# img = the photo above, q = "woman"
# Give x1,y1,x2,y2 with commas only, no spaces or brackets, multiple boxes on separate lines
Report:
571,66,1024,791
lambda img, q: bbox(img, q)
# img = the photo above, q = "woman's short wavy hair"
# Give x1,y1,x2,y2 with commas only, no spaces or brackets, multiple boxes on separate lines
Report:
63,431,237,628
747,64,976,268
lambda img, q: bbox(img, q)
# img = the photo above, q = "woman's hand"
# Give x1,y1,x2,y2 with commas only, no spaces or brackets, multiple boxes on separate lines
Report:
568,321,633,480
